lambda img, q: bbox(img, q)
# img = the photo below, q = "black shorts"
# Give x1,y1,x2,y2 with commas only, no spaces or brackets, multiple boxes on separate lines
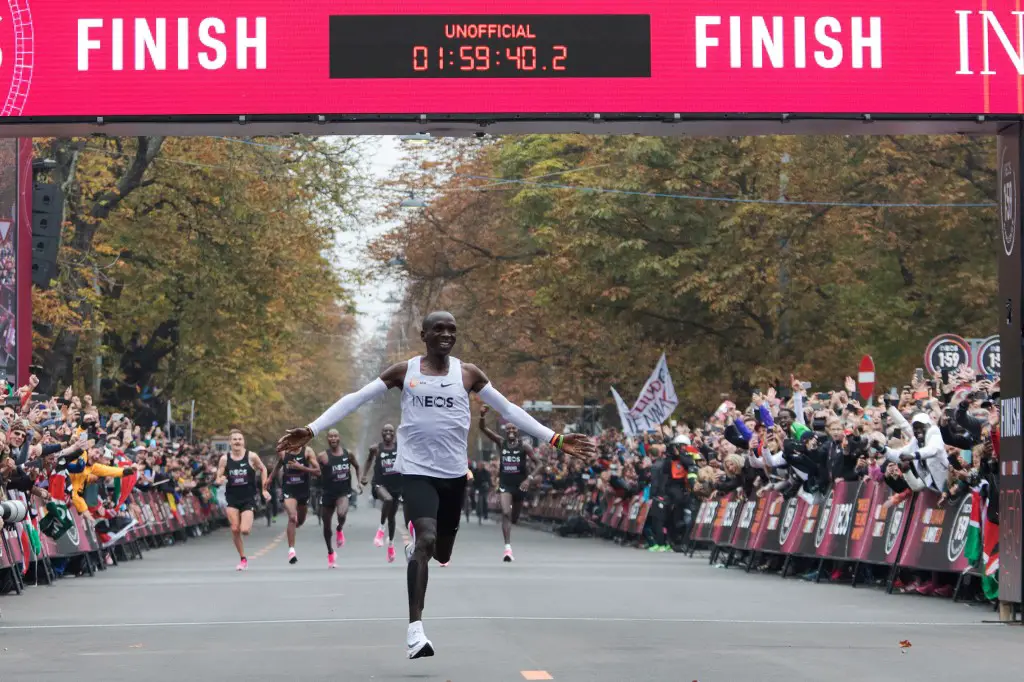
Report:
499,476,528,498
226,496,256,513
373,474,403,500
283,489,309,505
321,483,352,507
402,474,468,536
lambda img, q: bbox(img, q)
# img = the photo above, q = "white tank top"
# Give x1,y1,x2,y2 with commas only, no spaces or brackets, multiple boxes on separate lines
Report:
395,356,471,478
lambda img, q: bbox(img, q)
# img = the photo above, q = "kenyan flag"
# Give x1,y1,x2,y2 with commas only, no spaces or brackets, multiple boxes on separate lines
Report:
965,490,999,600
19,518,42,575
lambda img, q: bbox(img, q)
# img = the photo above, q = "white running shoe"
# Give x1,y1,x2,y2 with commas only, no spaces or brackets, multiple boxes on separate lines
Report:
406,621,434,660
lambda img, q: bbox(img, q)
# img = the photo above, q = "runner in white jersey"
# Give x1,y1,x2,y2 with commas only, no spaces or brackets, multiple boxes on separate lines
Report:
276,311,596,660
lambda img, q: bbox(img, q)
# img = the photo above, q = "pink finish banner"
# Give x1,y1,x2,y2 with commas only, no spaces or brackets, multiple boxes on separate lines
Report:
1,1,1024,117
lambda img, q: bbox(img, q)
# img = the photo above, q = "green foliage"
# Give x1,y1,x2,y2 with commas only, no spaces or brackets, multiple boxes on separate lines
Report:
377,134,996,419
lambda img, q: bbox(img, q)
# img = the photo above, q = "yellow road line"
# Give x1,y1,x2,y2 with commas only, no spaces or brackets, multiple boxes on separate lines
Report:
251,532,286,559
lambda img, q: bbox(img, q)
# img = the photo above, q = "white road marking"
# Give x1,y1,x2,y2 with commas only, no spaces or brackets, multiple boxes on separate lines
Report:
0,616,990,631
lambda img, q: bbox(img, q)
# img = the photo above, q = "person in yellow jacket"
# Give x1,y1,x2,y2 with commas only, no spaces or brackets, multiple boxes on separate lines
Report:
67,447,134,518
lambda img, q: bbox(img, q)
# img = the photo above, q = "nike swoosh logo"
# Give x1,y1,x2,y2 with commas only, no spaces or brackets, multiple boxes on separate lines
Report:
440,382,453,388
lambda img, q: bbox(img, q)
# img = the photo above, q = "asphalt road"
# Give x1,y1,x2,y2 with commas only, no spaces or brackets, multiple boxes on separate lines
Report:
0,500,1019,681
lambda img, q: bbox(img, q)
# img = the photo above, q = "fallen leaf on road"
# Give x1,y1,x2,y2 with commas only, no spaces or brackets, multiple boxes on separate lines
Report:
899,640,912,649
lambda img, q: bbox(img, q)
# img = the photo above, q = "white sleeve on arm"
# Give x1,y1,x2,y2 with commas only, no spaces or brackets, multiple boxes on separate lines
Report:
308,378,389,437
477,383,556,445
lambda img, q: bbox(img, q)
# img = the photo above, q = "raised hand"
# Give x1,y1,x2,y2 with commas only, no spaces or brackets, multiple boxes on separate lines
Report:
276,427,313,456
844,376,856,394
560,433,597,461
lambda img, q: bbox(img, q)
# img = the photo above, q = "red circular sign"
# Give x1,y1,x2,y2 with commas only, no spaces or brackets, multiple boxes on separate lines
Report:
857,355,875,402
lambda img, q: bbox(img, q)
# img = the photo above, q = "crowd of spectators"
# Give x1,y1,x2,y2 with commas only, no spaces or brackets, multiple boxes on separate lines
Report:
484,365,1000,598
0,373,223,577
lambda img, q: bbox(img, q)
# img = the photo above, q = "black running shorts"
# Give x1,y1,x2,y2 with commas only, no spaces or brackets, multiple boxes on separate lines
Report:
226,496,256,513
402,474,468,536
282,489,309,505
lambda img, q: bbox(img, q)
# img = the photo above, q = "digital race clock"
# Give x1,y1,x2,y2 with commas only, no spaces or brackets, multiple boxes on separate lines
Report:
329,14,651,79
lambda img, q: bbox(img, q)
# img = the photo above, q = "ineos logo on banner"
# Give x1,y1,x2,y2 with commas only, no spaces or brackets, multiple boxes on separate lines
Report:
815,489,834,549
779,498,798,544
947,494,973,563
1001,145,1017,257
884,501,905,555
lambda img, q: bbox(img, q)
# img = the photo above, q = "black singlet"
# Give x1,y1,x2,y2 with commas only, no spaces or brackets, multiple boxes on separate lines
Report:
282,450,311,496
322,448,353,497
374,443,399,481
225,452,257,502
499,441,529,486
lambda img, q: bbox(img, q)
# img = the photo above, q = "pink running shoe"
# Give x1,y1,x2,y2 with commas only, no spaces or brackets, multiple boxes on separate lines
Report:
288,548,298,564
373,529,385,547
503,548,514,563
236,558,248,571
327,552,337,569
387,545,396,563
439,561,451,567
337,529,346,548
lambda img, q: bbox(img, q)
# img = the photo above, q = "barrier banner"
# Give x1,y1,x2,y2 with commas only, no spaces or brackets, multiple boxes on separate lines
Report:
897,489,973,573
728,496,769,551
810,481,863,560
711,494,741,545
690,499,716,542
756,494,809,555
848,480,911,565
627,498,651,535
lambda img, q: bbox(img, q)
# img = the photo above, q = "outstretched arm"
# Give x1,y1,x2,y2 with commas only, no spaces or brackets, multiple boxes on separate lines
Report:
478,405,504,445
277,363,407,454
465,364,596,460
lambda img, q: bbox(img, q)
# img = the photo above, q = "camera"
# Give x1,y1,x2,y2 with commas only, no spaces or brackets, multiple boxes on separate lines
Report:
0,498,28,525
811,417,827,433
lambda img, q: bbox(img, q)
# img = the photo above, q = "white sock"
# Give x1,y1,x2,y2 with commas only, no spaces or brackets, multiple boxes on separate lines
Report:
388,539,394,547
378,524,385,532
407,620,424,642
289,546,295,553
504,544,512,551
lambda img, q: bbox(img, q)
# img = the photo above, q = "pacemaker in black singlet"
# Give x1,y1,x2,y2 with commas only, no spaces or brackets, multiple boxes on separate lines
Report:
498,441,528,497
282,451,311,503
374,442,402,495
321,449,353,504
225,452,258,512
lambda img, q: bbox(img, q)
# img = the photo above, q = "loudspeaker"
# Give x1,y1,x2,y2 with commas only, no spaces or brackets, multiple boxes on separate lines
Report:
31,183,64,290
32,212,60,239
32,236,59,288
32,183,63,218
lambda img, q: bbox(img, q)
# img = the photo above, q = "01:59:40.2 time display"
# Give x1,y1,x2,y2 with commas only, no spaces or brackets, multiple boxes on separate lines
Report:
412,44,567,72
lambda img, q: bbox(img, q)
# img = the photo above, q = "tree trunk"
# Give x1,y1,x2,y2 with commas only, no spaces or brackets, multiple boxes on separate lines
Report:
37,136,164,395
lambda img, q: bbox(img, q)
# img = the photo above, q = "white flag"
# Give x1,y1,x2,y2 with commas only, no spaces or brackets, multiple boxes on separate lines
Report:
611,386,638,437
629,354,678,432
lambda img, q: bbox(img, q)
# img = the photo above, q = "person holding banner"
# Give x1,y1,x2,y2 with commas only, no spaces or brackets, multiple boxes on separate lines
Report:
276,310,596,660
215,430,271,571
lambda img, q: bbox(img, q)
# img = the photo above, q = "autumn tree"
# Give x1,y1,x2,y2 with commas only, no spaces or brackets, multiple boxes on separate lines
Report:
374,134,997,422
32,135,365,442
